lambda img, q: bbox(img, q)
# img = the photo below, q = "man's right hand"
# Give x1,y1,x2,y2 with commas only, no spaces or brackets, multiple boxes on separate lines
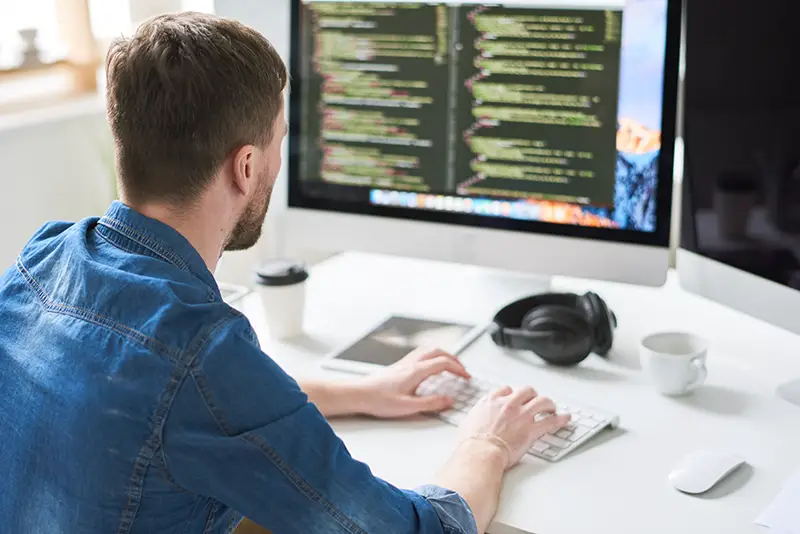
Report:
459,386,571,469
433,384,572,533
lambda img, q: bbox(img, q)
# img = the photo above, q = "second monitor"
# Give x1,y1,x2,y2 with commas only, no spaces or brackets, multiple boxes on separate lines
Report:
286,0,681,286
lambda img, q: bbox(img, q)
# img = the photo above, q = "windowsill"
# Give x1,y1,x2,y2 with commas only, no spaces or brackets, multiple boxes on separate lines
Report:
0,65,106,133
0,93,105,133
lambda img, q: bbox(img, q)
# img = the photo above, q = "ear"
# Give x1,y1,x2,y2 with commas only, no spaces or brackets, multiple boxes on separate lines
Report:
231,144,256,196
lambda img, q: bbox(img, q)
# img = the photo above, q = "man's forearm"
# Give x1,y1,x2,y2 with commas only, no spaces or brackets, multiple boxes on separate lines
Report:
434,439,507,533
300,378,506,531
299,379,368,418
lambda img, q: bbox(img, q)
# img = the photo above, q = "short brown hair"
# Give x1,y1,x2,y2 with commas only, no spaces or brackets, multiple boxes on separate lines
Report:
106,12,288,204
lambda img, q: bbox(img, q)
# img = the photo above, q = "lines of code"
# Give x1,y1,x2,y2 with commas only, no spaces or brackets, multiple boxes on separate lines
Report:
454,7,622,204
300,3,450,191
299,2,623,205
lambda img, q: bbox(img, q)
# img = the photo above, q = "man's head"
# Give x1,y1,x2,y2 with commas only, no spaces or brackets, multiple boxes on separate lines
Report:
106,12,288,251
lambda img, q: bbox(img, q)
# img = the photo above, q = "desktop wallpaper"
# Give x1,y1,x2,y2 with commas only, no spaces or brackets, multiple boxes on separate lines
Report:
600,0,667,231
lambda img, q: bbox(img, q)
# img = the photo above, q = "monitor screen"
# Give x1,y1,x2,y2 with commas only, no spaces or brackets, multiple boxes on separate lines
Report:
288,0,679,246
681,0,800,291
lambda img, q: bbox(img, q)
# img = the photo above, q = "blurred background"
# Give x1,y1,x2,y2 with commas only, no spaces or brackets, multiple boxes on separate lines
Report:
0,0,280,285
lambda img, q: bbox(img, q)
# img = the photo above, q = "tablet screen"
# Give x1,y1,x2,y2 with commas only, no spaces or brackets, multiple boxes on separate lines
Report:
332,316,475,367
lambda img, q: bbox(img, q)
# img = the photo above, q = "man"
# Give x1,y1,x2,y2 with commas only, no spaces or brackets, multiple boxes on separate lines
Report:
0,12,568,534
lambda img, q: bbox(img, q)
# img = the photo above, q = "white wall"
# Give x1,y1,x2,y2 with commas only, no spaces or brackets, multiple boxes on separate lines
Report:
0,102,114,270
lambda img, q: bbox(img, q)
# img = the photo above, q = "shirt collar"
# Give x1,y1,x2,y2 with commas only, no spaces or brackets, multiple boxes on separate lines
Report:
98,201,220,297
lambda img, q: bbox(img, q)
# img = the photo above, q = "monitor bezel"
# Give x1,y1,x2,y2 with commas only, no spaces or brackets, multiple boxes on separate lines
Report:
287,0,682,248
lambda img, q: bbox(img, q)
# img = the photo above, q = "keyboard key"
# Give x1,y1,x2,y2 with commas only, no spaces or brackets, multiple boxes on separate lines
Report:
555,429,573,440
579,419,600,429
540,434,570,449
530,441,550,453
543,448,559,459
570,426,591,441
441,410,465,425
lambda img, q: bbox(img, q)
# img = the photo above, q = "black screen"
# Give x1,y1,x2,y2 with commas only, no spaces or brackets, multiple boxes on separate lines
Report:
682,0,800,291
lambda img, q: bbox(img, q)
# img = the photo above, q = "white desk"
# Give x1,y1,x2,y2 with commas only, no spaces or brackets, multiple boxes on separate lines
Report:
237,252,800,534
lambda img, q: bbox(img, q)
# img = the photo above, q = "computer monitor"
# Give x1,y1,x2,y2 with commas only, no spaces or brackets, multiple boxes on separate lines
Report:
286,0,681,286
679,0,800,405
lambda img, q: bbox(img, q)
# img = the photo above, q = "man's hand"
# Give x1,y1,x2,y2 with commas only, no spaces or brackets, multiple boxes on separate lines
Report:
353,347,471,418
458,386,570,469
299,347,470,419
434,387,571,533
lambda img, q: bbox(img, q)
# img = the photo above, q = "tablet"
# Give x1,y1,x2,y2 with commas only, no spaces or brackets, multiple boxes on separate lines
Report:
321,315,486,375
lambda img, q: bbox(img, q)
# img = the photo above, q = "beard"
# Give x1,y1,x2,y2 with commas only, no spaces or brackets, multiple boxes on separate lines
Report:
224,170,273,252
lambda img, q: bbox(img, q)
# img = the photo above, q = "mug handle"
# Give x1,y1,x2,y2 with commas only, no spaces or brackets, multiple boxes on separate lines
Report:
687,358,708,391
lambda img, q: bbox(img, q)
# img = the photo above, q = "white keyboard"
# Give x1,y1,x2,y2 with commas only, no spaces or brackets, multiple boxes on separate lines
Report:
416,373,619,462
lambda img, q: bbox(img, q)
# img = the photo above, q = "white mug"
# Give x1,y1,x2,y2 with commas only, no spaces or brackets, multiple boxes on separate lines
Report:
640,332,708,396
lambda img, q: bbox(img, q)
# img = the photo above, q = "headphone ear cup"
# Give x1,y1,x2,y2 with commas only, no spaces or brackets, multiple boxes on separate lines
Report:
521,305,593,365
580,292,615,355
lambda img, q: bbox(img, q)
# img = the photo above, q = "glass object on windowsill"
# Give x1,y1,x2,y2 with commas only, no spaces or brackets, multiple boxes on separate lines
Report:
18,28,42,68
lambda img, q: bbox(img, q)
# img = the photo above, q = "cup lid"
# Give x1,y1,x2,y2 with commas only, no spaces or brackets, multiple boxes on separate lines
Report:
255,260,309,286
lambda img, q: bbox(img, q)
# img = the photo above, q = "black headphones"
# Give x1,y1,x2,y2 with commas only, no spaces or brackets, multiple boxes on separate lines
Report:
489,292,617,366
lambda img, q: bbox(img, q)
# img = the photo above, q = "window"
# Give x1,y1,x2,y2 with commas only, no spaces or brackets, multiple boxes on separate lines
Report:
0,0,66,68
90,0,134,43
0,0,214,113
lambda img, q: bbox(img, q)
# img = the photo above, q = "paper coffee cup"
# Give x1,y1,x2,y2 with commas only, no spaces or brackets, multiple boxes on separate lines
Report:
255,260,309,340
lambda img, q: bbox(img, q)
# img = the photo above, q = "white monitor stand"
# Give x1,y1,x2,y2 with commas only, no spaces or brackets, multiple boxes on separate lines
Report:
777,379,800,407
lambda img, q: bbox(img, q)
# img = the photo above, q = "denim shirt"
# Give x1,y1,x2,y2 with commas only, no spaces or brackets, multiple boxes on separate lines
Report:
0,201,478,534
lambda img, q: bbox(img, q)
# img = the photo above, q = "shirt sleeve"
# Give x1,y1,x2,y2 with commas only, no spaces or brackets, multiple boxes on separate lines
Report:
414,485,479,534
162,315,478,534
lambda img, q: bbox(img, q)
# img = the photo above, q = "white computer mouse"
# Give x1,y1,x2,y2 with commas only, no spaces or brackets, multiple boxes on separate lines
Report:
669,450,746,494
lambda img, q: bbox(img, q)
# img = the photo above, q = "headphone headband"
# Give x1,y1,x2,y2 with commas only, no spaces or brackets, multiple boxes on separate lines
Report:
489,323,559,351
491,292,616,366
493,294,585,326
